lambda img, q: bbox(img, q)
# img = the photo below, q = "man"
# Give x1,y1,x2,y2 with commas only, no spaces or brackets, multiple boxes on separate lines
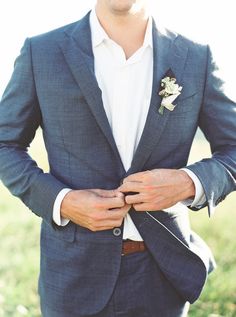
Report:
0,0,235,316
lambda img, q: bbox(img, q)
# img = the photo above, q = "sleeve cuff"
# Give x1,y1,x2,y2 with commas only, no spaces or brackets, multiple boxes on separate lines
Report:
53,188,71,226
181,168,206,207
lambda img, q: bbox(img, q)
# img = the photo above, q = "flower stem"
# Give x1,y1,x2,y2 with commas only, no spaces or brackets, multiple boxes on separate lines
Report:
158,105,164,115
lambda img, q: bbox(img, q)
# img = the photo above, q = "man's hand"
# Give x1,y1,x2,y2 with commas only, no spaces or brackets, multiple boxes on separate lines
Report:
118,169,195,211
61,189,131,231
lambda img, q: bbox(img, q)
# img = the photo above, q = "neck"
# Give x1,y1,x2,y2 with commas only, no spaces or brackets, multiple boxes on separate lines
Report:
95,2,150,59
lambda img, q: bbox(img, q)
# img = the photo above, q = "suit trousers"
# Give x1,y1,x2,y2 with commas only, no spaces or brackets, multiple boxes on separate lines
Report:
41,249,190,317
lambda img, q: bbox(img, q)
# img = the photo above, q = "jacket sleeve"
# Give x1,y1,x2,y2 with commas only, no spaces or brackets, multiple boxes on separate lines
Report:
0,38,66,227
186,45,236,216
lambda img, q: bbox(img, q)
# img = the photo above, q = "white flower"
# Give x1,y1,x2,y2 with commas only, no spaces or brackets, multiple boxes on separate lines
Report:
160,91,181,111
158,76,182,115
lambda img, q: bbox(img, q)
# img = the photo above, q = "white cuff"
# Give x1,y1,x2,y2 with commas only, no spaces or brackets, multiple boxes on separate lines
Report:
53,188,71,226
181,168,206,207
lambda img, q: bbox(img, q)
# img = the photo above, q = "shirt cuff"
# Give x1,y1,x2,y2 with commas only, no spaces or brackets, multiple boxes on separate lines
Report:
181,168,206,207
53,188,71,226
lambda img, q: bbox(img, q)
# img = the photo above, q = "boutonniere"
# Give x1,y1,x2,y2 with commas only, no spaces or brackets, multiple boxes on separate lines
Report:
158,69,182,115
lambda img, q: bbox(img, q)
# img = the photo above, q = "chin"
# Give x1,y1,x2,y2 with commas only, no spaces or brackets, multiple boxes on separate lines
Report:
108,0,140,14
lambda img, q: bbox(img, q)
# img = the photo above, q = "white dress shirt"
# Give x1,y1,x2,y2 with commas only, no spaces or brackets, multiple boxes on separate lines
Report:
53,9,206,240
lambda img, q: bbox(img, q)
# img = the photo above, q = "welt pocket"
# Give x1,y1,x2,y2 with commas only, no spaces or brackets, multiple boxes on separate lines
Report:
172,92,199,114
177,91,198,103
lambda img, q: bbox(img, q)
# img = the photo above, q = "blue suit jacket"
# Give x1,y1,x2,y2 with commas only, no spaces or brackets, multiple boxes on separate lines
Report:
0,12,235,315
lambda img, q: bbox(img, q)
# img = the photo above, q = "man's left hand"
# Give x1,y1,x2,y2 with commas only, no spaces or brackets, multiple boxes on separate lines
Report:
118,169,195,211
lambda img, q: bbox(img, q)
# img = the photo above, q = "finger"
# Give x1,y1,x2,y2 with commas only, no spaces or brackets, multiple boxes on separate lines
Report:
118,181,144,193
108,204,131,216
92,189,117,198
88,217,125,231
114,190,125,198
122,171,149,183
97,196,125,209
88,223,121,232
82,210,122,226
125,193,145,205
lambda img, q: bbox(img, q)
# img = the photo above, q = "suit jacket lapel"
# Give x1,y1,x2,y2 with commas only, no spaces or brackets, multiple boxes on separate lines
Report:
57,13,189,176
58,12,124,170
127,22,189,175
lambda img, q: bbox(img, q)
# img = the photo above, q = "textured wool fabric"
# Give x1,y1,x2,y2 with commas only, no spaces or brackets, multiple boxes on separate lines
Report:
0,9,235,317
41,250,190,317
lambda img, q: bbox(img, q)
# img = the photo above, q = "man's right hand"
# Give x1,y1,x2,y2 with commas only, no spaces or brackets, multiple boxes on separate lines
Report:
61,189,130,231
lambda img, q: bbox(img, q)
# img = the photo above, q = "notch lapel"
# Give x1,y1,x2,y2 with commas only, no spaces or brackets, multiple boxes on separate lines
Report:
127,22,189,175
58,12,124,169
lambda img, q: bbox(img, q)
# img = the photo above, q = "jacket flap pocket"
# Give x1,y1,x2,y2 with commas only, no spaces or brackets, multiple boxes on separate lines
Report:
42,221,76,242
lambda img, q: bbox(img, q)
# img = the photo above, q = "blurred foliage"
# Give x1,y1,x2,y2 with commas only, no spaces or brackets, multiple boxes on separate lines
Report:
0,130,235,317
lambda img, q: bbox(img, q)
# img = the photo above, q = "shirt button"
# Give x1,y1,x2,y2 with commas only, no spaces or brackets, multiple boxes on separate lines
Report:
113,228,122,237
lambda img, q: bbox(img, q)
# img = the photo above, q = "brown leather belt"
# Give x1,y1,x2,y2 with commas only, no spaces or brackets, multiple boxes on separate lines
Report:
122,240,146,256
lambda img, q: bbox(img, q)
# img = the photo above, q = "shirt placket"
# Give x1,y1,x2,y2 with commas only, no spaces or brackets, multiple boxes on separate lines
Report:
111,44,131,171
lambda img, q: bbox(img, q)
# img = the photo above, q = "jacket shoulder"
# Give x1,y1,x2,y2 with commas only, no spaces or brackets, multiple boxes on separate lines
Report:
176,33,208,54
155,20,208,59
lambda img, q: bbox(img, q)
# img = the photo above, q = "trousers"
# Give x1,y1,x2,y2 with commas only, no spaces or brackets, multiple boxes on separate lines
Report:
41,250,190,317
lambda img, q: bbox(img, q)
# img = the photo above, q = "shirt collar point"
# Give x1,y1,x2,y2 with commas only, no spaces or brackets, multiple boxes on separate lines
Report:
90,9,109,48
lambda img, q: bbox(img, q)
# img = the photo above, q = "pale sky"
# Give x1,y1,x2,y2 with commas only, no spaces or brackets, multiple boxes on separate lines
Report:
0,0,235,96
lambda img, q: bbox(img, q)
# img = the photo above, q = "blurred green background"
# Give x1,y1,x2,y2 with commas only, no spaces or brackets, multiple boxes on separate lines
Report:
0,130,235,317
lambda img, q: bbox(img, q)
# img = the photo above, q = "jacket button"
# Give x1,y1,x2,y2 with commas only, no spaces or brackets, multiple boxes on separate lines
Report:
113,228,122,237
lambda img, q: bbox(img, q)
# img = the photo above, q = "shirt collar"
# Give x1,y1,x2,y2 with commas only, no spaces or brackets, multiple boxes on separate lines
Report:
89,8,153,49
90,9,110,48
143,16,153,49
